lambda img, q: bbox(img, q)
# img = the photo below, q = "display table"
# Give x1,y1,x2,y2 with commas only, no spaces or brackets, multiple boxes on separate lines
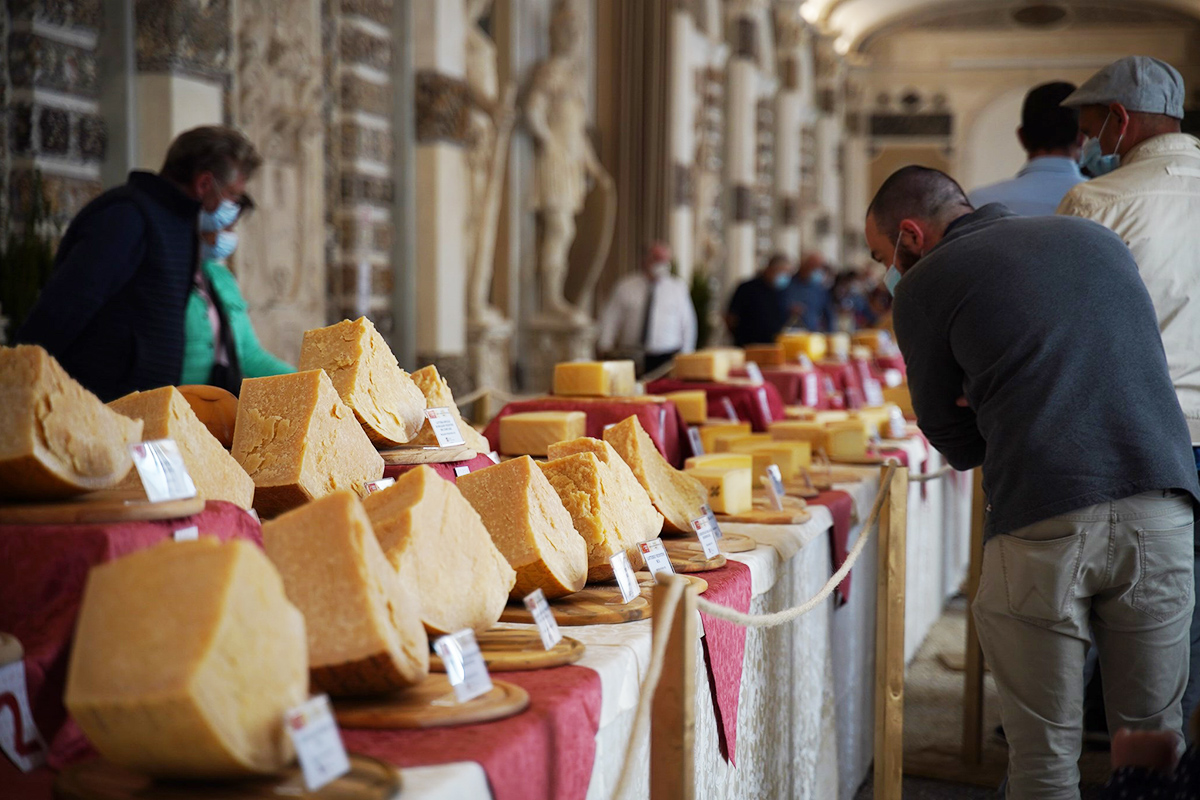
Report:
643,379,785,432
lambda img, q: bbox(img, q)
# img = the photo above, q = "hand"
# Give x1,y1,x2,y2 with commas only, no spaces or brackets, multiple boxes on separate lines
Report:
1111,727,1181,774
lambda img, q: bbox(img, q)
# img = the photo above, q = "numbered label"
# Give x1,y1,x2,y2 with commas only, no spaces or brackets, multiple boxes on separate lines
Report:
425,407,466,448
434,630,492,703
453,465,471,477
701,503,724,540
363,477,395,495
172,526,199,542
0,660,46,772
522,589,563,650
763,464,786,511
129,439,196,503
745,362,764,384
687,426,705,456
285,695,350,791
721,397,739,422
638,539,675,581
690,515,721,559
610,551,640,603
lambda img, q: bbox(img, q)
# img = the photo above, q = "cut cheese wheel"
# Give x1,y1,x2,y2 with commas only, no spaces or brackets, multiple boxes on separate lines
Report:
298,317,427,446
664,390,707,425
498,411,587,457
672,351,731,381
456,457,588,597
770,421,829,452
686,466,753,515
684,453,753,472
553,360,637,397
744,343,786,367
0,345,143,499
109,386,255,509
232,369,384,517
711,432,770,452
65,539,307,778
406,364,491,452
263,491,428,695
363,466,515,635
600,416,707,534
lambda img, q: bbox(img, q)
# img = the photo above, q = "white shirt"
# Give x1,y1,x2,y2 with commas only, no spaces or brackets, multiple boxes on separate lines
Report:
597,272,697,356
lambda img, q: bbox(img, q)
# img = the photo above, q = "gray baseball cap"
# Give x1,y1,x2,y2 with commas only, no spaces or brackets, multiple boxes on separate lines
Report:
1062,56,1185,118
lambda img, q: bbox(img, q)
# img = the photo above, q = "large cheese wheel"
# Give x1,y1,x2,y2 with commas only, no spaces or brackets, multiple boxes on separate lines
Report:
65,539,307,778
405,364,491,453
109,386,255,509
601,416,707,533
363,466,515,635
456,457,588,598
0,345,143,499
263,491,429,695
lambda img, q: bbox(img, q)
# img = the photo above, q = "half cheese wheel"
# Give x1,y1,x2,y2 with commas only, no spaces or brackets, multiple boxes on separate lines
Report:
601,416,707,533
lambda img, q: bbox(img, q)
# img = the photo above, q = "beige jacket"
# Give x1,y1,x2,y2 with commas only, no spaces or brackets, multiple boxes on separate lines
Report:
1058,133,1200,442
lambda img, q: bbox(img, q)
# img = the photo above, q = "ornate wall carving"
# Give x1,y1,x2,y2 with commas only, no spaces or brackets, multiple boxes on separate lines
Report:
135,0,231,81
691,64,725,275
415,71,470,146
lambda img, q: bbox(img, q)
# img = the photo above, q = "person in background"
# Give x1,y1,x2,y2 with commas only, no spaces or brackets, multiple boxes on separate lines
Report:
969,81,1087,215
725,253,797,346
181,194,293,393
866,165,1199,799
1056,55,1200,737
831,270,877,331
786,252,836,332
16,126,261,401
597,241,696,375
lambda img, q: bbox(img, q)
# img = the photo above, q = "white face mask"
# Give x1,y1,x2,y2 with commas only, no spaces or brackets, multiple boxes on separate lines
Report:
650,262,671,279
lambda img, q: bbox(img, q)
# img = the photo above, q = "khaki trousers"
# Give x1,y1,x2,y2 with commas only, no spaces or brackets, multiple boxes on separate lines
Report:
973,490,1195,800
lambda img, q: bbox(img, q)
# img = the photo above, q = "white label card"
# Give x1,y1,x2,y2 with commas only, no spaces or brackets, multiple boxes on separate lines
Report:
763,465,786,511
687,426,705,455
721,397,739,422
638,539,675,581
453,465,471,477
248,508,261,524
434,630,492,703
129,439,196,503
745,362,764,384
285,695,350,791
887,409,907,440
690,515,721,559
864,379,885,408
755,387,774,424
702,503,724,540
0,660,46,772
172,526,199,542
802,373,819,407
522,589,563,650
610,551,640,604
425,407,466,448
363,477,395,495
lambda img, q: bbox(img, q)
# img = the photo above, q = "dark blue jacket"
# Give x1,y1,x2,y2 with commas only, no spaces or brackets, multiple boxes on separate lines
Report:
16,171,201,401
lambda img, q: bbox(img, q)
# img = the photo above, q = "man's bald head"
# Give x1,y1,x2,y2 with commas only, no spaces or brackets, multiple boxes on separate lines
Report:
866,166,973,241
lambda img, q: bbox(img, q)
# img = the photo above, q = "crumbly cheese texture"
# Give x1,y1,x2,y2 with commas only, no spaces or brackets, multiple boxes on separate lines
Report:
65,539,307,778
770,421,829,452
456,457,588,597
600,416,707,533
664,390,707,425
698,422,750,453
744,344,785,367
0,345,143,499
231,370,384,517
297,317,427,446
686,466,753,515
499,411,587,456
109,387,254,509
363,466,515,635
553,361,637,397
406,364,491,452
672,351,731,381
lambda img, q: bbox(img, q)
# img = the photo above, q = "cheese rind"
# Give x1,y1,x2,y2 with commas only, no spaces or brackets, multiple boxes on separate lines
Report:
456,457,588,598
262,491,429,695
664,390,707,425
109,387,254,509
65,539,307,778
600,416,707,533
686,466,753,515
553,361,637,397
406,364,492,452
698,422,751,454
363,466,515,635
0,345,143,499
672,351,731,381
499,411,587,456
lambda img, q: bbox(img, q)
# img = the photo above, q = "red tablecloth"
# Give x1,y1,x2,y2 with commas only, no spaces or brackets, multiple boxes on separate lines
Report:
730,366,823,408
813,360,863,409
483,398,689,467
874,353,906,378
644,379,785,433
383,453,499,482
696,560,751,764
808,491,855,605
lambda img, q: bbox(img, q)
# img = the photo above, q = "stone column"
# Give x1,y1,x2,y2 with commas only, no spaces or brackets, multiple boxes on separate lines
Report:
725,7,758,284
773,14,808,260
811,34,845,264
668,3,695,284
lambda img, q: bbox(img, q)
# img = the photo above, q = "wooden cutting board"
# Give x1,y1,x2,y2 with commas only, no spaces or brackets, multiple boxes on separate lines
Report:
498,584,653,626
334,674,529,729
808,465,869,489
668,550,727,573
54,753,401,800
429,629,584,673
0,490,206,525
378,445,477,465
635,572,709,594
663,532,756,556
718,495,812,525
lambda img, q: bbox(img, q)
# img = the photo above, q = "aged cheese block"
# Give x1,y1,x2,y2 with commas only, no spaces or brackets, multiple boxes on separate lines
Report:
664,390,707,425
710,347,746,369
829,332,851,361
406,364,491,452
684,452,753,472
686,466,753,515
363,466,515,635
499,411,587,457
770,421,829,452
813,410,850,425
232,370,384,517
601,416,707,534
672,351,731,381
178,385,238,449
883,384,914,418
698,422,751,454
731,441,812,481
263,491,429,695
298,317,427,447
0,345,143,499
553,360,637,397
110,387,255,510
778,332,827,362
65,539,307,778
457,457,588,598
744,343,786,367
852,406,894,438
711,432,770,452
827,421,869,460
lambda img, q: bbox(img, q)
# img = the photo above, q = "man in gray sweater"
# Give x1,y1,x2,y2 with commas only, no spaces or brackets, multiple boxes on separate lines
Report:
866,165,1199,800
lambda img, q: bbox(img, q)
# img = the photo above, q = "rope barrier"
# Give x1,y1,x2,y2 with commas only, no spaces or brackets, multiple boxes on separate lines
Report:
909,464,953,483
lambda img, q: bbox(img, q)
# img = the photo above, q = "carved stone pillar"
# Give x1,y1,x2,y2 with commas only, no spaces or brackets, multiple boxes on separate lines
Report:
725,8,759,283
668,5,696,284
773,10,808,260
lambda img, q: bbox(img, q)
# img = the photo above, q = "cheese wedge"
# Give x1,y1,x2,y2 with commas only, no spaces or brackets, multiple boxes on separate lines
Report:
827,421,869,460
457,457,588,598
601,416,707,533
664,390,708,425
672,350,731,381
770,421,829,452
232,370,384,517
883,384,914,418
744,343,786,367
405,364,491,453
731,440,812,481
262,491,429,695
65,539,307,778
499,411,587,457
686,466,753,515
553,360,637,397
0,345,143,499
778,332,827,362
363,466,515,635
698,422,752,454
298,317,427,447
711,432,770,452
109,387,255,510
684,453,753,472
178,385,238,449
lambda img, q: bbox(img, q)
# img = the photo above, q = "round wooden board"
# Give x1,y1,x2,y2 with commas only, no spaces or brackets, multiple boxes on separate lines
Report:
378,445,477,465
0,491,206,525
668,550,727,573
663,532,756,556
635,572,708,593
833,453,887,465
429,629,584,672
498,585,653,626
334,674,529,729
54,753,400,800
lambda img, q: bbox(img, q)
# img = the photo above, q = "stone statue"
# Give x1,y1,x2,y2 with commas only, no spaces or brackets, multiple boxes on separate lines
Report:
525,0,615,324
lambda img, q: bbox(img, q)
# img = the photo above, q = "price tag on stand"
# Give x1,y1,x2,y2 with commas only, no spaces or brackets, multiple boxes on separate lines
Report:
172,526,199,542
363,477,395,495
745,362,764,384
522,589,563,650
425,408,466,447
453,465,471,477
864,379,884,408
488,451,501,464
701,503,724,540
609,551,640,603
801,372,820,407
658,405,668,434
887,408,907,440
686,426,705,456
762,464,786,511
0,659,46,772
128,439,196,503
433,629,493,703
248,508,261,524
690,514,721,559
285,695,350,791
882,368,904,388
638,539,675,581
755,386,774,424
721,397,739,422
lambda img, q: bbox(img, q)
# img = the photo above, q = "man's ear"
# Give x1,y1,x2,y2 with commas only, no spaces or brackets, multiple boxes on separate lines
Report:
1016,125,1028,152
898,218,925,253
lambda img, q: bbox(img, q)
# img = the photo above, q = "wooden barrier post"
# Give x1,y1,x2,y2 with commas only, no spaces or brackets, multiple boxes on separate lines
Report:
961,469,987,764
874,465,908,800
650,575,698,800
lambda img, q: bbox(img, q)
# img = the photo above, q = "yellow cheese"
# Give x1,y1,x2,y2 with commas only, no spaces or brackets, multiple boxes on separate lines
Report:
262,491,429,695
664,390,707,425
778,332,827,362
0,345,143,499
784,405,816,421
853,330,889,353
686,466,753,514
672,351,731,381
730,440,812,480
499,411,587,456
813,410,850,425
363,466,515,635
827,422,868,460
684,453,753,472
698,422,751,453
829,332,851,361
232,370,384,518
553,360,637,397
709,347,746,369
65,539,307,778
852,407,892,438
883,383,914,418
298,317,427,447
712,432,770,452
770,421,829,452
109,387,254,510
405,364,492,452
457,457,588,598
601,416,707,533
744,343,786,367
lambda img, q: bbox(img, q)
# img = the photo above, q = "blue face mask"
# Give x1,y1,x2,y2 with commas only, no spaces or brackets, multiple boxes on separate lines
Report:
773,273,792,290
808,270,825,287
1079,112,1124,177
884,231,906,297
199,199,241,233
201,231,238,262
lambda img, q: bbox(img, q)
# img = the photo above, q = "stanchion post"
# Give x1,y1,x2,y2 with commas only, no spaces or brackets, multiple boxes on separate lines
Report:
650,575,698,800
874,465,908,800
961,469,987,764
